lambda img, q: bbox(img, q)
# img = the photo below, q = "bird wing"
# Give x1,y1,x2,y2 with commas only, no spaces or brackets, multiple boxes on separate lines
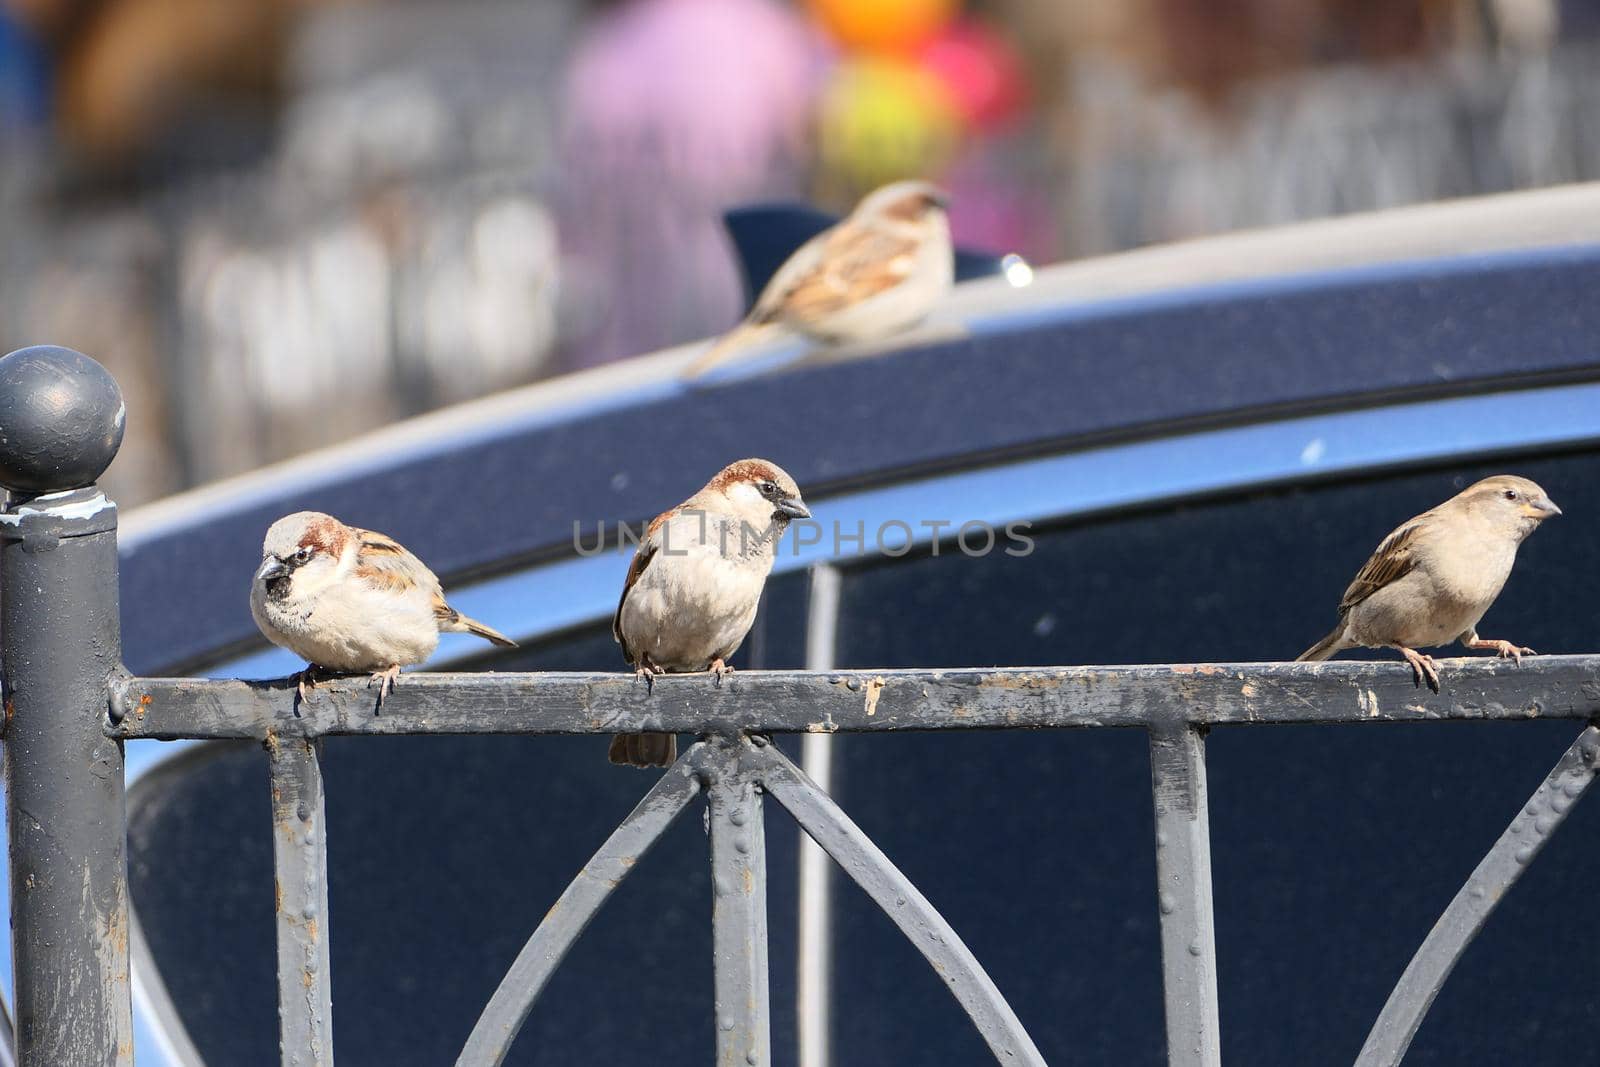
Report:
1338,518,1427,615
350,527,447,617
612,512,668,663
754,224,920,325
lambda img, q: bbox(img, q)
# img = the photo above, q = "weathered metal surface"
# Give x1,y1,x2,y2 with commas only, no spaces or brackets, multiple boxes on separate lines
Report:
1148,725,1222,1067
1,486,134,1066
457,755,703,1066
0,346,126,493
111,657,1600,741
1355,723,1600,1067
753,742,1047,1066
268,736,335,1066
708,739,772,1067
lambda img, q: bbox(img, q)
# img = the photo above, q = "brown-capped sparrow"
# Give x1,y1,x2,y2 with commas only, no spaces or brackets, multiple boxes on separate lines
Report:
250,511,515,703
1298,475,1560,691
610,459,810,767
682,180,953,379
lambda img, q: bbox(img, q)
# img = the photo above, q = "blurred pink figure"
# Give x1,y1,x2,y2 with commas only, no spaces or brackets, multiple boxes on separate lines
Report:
558,0,824,368
943,148,1059,267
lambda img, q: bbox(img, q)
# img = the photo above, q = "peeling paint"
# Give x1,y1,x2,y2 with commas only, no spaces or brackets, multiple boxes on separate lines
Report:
1358,688,1380,717
0,491,113,526
863,677,885,717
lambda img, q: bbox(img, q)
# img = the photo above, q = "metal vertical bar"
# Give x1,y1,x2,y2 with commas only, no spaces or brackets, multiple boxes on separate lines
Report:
1148,723,1223,1067
268,735,335,1066
707,740,770,1067
0,347,133,1067
798,562,841,1067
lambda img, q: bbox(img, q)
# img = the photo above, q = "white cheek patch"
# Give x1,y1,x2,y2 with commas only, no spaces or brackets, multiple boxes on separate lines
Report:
729,482,765,506
292,556,344,595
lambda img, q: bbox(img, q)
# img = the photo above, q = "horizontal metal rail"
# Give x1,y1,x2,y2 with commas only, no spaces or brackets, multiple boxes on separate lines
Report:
110,657,1600,741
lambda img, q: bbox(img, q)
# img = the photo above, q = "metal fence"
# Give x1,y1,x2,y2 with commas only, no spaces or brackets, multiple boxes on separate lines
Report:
4,347,1600,1066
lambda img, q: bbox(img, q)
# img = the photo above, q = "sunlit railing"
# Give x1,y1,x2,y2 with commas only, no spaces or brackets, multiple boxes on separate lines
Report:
4,346,1598,1066
103,660,1600,1067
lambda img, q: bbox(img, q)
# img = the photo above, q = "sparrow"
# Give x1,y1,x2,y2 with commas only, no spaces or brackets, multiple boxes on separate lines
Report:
250,511,516,703
682,180,953,379
1297,475,1560,691
610,459,810,767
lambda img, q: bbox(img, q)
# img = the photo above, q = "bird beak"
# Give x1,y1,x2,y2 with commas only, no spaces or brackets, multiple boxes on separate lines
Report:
1523,497,1562,518
256,556,288,582
776,497,810,520
924,188,950,210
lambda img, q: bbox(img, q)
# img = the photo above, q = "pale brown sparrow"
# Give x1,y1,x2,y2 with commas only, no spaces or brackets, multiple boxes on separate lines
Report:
683,180,953,378
1298,475,1560,691
610,459,809,766
251,511,515,703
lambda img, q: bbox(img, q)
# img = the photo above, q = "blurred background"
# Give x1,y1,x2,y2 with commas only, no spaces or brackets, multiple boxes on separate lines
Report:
3,0,1599,508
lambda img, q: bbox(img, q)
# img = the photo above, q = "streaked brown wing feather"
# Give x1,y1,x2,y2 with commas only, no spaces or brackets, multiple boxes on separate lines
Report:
351,527,434,597
1339,519,1426,614
612,512,668,663
768,227,918,322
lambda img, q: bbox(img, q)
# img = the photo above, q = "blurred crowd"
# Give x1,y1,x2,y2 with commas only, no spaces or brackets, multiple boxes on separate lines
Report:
1,0,1598,506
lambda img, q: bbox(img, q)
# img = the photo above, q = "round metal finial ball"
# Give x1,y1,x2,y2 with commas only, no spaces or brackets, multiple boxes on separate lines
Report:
0,346,126,494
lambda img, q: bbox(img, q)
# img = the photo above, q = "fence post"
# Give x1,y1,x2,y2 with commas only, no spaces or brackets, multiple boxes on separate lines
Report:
707,738,771,1067
1148,722,1222,1067
0,346,132,1065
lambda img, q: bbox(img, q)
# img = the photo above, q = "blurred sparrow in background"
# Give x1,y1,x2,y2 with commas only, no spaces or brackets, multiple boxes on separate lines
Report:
251,511,515,703
683,180,953,378
611,459,809,767
1298,475,1560,691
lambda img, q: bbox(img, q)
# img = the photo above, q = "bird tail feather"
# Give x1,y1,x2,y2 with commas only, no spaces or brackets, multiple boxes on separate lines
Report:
451,613,517,648
609,732,678,768
1297,625,1348,662
681,321,777,380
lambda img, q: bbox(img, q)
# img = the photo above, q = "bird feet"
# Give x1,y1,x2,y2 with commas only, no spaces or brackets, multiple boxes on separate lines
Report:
1466,638,1536,664
1397,646,1440,693
368,664,402,705
635,657,665,694
295,665,325,706
709,658,734,688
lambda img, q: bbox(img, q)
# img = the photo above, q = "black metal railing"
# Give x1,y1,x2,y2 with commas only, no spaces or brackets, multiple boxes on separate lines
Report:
3,346,1598,1067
